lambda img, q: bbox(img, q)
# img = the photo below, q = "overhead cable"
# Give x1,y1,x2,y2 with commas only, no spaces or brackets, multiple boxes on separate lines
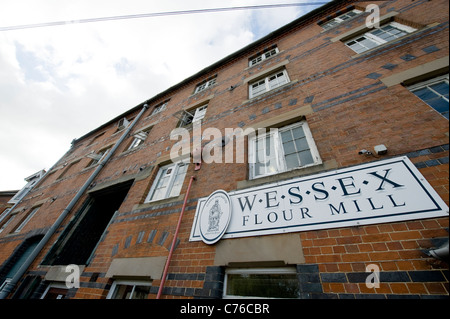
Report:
0,2,329,31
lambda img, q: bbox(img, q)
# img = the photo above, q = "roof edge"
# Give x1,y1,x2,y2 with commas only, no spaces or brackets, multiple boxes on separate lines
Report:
73,0,344,144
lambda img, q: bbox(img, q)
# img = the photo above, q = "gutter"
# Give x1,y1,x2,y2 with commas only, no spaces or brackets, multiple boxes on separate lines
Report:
0,103,149,299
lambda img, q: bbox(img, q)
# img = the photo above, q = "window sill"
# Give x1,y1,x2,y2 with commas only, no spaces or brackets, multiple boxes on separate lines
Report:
135,194,184,211
236,159,338,191
244,79,298,103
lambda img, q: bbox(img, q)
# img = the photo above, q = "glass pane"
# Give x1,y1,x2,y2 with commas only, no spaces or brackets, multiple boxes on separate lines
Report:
430,82,449,97
291,127,305,139
255,161,265,177
282,141,296,155
226,273,300,298
254,135,278,176
111,285,133,299
413,87,437,101
280,130,293,142
168,164,188,197
268,72,287,89
426,97,449,114
359,37,379,49
299,150,314,166
348,42,365,54
285,153,300,170
251,80,266,96
150,168,171,200
132,285,151,299
294,137,310,152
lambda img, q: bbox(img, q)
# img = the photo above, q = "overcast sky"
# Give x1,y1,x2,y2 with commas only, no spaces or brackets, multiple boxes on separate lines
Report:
0,0,328,191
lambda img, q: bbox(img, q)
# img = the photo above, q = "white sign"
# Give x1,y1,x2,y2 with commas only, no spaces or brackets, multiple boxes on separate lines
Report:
189,157,448,242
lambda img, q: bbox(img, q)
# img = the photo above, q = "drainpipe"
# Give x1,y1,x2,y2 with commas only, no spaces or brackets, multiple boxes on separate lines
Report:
157,175,196,299
425,240,449,261
0,103,149,299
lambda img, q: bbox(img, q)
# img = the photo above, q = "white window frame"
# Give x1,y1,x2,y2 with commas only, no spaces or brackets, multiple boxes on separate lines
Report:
248,121,321,180
106,280,152,299
151,101,168,116
0,279,12,294
0,208,11,224
249,47,280,67
87,147,111,166
145,161,188,203
0,214,16,233
14,206,40,233
40,283,69,299
249,69,290,99
320,9,362,30
408,74,449,119
194,78,216,94
345,22,416,54
223,267,298,299
127,128,151,150
117,117,130,131
178,104,208,127
8,170,45,204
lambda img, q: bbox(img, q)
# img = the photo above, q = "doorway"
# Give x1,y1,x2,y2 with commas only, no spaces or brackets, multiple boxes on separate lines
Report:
42,181,133,266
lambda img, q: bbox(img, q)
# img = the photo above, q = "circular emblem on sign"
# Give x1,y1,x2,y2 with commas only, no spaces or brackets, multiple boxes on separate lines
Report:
199,190,232,245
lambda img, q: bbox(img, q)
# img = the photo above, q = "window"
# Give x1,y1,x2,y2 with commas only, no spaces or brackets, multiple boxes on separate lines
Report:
13,206,40,233
8,170,45,204
249,69,290,98
178,104,208,127
320,9,362,30
0,214,16,233
107,280,152,299
249,121,321,179
408,75,449,119
127,127,152,150
117,117,131,131
151,101,168,116
0,208,11,224
194,77,216,94
41,284,69,299
87,146,112,167
145,161,188,202
224,268,300,299
57,160,80,180
0,236,42,294
345,22,416,54
249,46,279,67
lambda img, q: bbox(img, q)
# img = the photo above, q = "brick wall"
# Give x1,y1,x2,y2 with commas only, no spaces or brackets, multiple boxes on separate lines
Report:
0,0,448,299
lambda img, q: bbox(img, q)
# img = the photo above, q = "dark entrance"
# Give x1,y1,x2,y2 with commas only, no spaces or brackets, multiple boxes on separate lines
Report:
42,181,133,266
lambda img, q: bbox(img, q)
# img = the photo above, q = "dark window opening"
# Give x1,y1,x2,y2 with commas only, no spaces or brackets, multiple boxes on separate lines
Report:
0,236,43,294
42,181,133,266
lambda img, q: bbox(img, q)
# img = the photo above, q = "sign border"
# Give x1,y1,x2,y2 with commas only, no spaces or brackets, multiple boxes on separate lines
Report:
189,156,448,242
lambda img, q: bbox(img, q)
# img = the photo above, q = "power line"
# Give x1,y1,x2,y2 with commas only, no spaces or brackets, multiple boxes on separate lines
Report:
0,2,329,32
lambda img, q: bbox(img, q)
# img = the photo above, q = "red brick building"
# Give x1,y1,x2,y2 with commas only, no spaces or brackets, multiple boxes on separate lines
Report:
0,0,448,300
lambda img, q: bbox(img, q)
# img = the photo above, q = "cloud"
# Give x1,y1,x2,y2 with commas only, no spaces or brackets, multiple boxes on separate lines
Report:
0,0,328,190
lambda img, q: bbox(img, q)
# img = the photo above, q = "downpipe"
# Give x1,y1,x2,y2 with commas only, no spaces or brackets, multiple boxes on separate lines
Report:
425,240,449,262
0,103,149,299
157,175,196,299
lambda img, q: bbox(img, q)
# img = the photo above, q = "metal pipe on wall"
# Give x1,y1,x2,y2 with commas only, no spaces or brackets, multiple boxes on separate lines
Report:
157,175,196,299
0,103,149,299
